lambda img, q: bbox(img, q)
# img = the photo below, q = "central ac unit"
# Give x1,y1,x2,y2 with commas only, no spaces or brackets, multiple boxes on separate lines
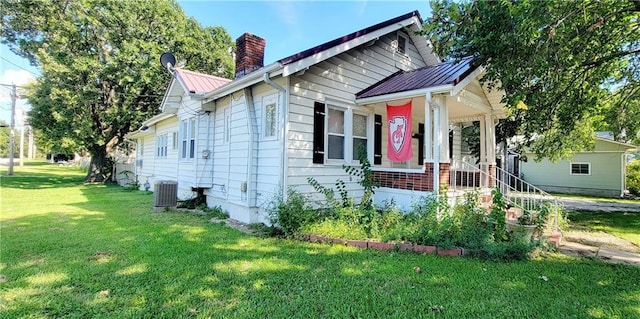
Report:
154,180,178,210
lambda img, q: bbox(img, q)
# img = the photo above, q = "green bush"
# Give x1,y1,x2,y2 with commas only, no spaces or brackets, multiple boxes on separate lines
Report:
627,160,640,196
266,188,319,237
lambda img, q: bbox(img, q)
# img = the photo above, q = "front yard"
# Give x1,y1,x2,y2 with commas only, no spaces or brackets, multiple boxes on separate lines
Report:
1,163,639,318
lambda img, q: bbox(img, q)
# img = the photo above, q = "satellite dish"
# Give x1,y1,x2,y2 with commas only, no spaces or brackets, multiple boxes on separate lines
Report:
160,52,176,71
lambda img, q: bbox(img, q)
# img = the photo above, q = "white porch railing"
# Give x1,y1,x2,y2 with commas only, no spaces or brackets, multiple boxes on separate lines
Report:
448,160,562,232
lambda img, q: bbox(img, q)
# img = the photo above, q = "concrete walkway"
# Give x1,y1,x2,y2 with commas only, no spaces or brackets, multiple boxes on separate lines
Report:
560,197,640,212
558,240,640,267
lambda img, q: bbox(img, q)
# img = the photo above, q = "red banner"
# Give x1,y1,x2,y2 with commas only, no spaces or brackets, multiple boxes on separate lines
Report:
387,101,412,162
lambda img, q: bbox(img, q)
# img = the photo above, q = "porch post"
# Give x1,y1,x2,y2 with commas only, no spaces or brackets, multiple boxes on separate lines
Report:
432,96,440,196
424,95,432,162
483,114,497,188
440,97,450,162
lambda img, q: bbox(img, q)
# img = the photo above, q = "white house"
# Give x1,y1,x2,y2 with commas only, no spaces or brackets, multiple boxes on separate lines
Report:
129,11,508,223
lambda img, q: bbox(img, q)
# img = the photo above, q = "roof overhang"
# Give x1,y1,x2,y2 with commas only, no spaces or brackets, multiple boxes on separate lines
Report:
203,63,283,103
126,112,177,139
282,15,422,77
356,84,453,105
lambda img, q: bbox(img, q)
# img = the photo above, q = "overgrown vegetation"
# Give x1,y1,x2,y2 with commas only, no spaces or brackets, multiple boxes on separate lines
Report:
268,153,560,261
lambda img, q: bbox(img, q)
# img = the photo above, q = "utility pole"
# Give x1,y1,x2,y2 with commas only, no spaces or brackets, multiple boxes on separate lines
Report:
8,84,16,176
19,120,25,166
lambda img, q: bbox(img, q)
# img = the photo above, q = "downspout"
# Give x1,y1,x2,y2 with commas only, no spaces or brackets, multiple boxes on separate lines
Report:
194,113,200,188
210,101,216,189
244,87,258,207
203,110,212,188
263,73,288,198
431,94,440,196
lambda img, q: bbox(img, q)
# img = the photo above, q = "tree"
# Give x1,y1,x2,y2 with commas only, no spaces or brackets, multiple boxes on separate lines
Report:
424,0,640,161
2,0,234,181
0,120,10,157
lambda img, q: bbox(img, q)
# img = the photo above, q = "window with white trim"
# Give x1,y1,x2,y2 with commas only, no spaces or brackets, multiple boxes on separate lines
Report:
224,108,231,144
570,162,590,175
180,118,196,159
172,132,178,150
263,95,278,139
314,102,369,164
156,134,168,158
396,32,407,54
327,107,346,160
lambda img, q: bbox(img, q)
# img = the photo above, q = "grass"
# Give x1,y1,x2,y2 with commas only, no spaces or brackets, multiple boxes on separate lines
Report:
568,211,640,247
1,163,640,318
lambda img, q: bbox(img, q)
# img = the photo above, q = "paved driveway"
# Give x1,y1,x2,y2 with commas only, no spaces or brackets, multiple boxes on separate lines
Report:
560,197,640,212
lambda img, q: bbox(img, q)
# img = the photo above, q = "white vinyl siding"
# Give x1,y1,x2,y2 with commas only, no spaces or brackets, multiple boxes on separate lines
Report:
286,31,427,199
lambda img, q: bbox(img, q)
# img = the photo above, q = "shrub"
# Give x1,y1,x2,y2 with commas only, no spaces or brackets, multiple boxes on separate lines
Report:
627,160,640,196
266,188,319,237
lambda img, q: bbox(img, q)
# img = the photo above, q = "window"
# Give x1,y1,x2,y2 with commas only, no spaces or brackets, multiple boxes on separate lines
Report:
396,32,407,54
224,109,231,143
352,113,368,160
264,95,278,139
327,107,345,159
139,138,144,156
570,162,590,175
313,101,370,164
172,132,178,150
189,118,196,158
180,118,196,159
156,134,168,158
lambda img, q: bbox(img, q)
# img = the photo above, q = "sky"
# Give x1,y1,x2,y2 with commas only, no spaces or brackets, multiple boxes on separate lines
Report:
0,0,432,126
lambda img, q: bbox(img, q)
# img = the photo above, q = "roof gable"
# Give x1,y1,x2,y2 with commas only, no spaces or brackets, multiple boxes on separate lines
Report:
173,68,231,94
277,10,438,77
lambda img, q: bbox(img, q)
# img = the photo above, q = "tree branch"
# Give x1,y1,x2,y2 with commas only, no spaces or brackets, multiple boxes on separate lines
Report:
581,48,640,68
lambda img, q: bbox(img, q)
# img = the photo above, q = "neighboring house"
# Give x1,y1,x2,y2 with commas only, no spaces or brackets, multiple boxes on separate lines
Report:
128,11,507,224
520,137,638,198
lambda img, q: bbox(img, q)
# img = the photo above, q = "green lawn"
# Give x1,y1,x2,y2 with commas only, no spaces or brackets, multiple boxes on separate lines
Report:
568,211,640,247
1,163,640,318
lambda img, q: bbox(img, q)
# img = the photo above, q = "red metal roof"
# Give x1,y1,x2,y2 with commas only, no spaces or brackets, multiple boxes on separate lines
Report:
356,56,475,99
278,11,423,65
174,68,231,93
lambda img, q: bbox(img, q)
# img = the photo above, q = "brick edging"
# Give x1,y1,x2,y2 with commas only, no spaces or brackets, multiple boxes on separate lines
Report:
299,234,465,257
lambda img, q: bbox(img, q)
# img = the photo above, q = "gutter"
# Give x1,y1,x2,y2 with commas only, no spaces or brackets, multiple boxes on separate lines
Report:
356,84,453,105
263,72,288,198
203,63,282,103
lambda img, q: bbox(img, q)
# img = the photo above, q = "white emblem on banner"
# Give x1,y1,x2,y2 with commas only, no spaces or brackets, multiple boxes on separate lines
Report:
389,116,407,153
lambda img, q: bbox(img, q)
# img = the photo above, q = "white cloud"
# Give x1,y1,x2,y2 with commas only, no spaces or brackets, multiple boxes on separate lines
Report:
0,69,35,87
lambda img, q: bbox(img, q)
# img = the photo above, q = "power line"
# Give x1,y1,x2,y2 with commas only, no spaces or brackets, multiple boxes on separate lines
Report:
0,57,40,77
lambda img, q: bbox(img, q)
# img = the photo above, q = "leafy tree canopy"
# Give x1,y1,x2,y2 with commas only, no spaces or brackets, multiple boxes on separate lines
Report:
2,0,235,181
423,0,640,161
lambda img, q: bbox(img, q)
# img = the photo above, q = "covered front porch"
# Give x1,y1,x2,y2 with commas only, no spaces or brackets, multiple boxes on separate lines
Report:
354,57,506,210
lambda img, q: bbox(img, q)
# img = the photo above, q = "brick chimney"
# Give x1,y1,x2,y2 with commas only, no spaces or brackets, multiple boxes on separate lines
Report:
235,33,266,79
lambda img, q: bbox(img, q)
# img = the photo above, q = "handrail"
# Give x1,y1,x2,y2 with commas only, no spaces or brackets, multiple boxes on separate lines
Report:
448,160,562,232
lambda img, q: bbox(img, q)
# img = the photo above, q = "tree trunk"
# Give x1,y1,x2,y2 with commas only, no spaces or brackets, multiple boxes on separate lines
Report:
85,145,111,183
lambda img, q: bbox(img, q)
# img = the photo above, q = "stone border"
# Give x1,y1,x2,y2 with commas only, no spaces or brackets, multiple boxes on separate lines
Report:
300,234,464,257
